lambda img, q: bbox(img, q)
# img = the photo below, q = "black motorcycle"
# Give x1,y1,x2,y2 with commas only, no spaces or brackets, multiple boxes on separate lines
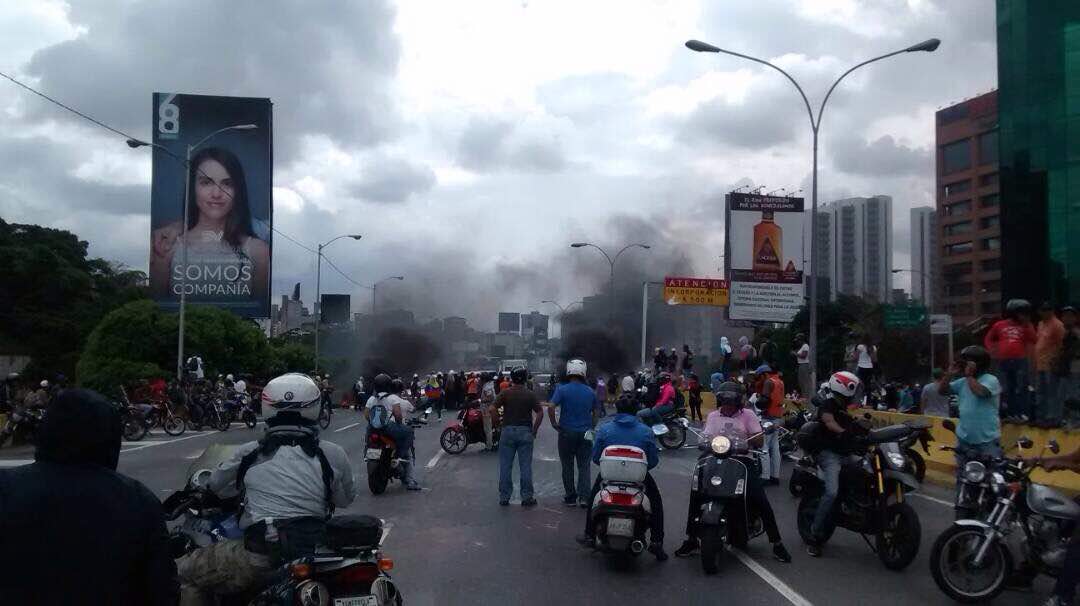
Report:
930,437,1073,603
794,423,923,570
365,429,415,495
0,407,46,447
692,427,771,574
654,406,692,450
937,418,1027,521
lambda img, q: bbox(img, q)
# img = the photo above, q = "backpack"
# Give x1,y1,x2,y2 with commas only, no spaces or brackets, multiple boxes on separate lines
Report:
368,395,392,430
236,429,336,517
795,420,826,454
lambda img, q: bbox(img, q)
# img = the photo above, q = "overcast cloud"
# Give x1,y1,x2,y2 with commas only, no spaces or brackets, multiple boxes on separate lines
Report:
0,0,997,330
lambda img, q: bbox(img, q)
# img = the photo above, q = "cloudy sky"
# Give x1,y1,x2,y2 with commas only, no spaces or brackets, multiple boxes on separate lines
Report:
0,0,996,330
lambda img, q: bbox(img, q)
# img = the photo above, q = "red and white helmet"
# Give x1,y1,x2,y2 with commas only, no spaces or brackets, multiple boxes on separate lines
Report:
828,371,860,399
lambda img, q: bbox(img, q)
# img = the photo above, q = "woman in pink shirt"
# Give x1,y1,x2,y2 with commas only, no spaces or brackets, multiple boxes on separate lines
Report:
638,373,677,427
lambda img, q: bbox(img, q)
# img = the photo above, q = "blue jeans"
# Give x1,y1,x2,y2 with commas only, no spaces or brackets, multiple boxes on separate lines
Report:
761,419,781,480
499,425,535,501
811,450,842,538
637,404,673,427
557,430,592,500
380,422,414,461
998,358,1030,418
1036,370,1063,423
953,439,1002,482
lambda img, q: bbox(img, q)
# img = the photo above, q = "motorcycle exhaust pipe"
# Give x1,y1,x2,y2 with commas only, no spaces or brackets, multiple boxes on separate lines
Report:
630,540,645,554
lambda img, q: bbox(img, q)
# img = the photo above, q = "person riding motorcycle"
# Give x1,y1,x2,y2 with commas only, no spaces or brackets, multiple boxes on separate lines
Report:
0,372,18,414
479,371,498,451
674,381,793,563
577,395,668,561
175,373,356,605
805,370,867,557
637,371,677,427
365,373,420,491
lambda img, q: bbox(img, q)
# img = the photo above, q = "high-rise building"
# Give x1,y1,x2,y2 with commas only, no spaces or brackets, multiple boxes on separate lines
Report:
319,294,351,325
817,196,894,302
910,206,938,309
998,2,1080,306
497,312,520,334
936,90,1000,326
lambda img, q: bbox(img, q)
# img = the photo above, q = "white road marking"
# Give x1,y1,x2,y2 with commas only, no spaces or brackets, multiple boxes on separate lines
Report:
728,547,814,606
426,449,444,469
120,431,220,453
0,459,33,468
334,422,362,433
911,492,952,507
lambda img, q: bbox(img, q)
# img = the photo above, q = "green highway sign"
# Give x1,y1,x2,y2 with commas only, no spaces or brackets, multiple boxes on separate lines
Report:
883,304,928,328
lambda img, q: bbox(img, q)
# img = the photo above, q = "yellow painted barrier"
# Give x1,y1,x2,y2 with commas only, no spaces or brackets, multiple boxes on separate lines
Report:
866,410,1080,493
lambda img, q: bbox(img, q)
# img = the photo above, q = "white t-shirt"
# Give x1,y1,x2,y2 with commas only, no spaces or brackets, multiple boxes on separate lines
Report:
365,393,414,417
856,344,875,369
796,344,810,364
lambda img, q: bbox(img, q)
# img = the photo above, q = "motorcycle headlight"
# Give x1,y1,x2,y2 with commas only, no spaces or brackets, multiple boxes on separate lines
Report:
887,452,907,469
710,436,732,455
963,461,986,483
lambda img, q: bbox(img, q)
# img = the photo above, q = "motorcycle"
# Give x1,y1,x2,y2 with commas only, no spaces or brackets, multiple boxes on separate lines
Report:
0,407,46,447
937,418,1026,521
930,436,1071,603
165,445,403,605
365,429,416,495
693,427,771,574
222,390,258,429
653,406,691,450
898,418,933,483
794,423,923,570
585,444,656,561
440,404,499,454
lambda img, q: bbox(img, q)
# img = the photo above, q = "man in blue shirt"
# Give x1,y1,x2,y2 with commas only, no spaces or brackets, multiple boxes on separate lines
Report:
548,359,599,507
942,346,1003,478
575,393,667,561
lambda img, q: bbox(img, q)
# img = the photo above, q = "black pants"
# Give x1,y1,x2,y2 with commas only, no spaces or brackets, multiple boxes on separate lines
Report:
688,398,703,422
584,473,665,543
1055,521,1080,601
684,458,782,544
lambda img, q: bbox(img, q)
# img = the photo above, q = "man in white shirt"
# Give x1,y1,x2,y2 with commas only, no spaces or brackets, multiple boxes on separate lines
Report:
793,333,811,399
854,338,877,402
365,374,419,490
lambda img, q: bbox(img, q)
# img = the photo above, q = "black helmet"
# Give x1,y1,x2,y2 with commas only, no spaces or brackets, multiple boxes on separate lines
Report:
510,367,528,384
960,346,991,375
391,378,405,394
373,373,393,394
1005,299,1032,317
715,381,745,409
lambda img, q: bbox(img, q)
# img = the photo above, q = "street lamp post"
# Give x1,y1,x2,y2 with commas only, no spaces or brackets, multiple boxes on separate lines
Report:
570,242,651,324
127,124,259,381
686,37,940,390
315,234,363,371
541,299,583,338
372,276,405,314
640,281,664,369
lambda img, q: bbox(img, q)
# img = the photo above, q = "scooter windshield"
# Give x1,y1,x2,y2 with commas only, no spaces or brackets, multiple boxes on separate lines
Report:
185,443,244,486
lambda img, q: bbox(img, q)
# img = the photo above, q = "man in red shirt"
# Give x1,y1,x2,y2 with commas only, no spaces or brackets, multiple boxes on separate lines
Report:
984,299,1037,423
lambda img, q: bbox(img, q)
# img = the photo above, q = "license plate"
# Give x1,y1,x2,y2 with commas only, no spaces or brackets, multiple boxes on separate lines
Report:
365,448,383,461
607,517,634,537
334,597,377,606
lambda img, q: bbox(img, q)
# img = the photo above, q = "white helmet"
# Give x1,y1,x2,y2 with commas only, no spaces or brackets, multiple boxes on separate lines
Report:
40,380,49,388
620,376,636,393
566,359,587,378
828,371,860,399
226,374,234,381
261,373,322,421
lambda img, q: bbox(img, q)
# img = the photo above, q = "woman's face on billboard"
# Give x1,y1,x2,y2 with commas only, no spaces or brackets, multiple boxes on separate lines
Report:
194,158,235,223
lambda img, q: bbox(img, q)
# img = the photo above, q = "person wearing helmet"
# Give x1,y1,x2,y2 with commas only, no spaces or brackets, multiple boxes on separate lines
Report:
637,371,677,428
941,346,1003,482
495,367,544,506
654,347,667,374
365,374,420,490
548,359,599,507
176,373,355,603
985,298,1037,423
0,372,19,414
674,382,792,563
577,392,668,561
806,370,866,557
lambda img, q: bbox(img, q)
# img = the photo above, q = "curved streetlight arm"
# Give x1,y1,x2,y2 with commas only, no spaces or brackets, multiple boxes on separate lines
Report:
575,242,613,267
191,124,258,152
541,300,566,314
816,49,908,131
613,243,651,263
320,234,362,251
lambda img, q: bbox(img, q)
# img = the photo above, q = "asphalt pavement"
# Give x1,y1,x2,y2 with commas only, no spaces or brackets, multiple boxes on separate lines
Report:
0,408,1055,605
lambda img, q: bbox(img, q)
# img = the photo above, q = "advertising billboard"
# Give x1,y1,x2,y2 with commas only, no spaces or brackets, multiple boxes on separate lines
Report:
663,277,729,306
148,93,273,318
725,192,805,322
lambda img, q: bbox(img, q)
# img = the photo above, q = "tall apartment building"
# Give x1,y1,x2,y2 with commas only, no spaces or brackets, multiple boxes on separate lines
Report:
910,206,938,309
816,196,894,302
935,90,1000,326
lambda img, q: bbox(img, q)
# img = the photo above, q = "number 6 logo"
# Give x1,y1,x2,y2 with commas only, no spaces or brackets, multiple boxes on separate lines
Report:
158,94,179,135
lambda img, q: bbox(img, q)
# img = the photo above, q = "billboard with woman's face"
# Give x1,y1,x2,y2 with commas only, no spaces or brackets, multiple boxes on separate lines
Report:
148,93,273,318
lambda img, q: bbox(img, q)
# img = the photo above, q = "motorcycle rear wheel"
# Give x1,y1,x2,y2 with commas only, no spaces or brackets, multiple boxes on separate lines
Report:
796,495,835,545
930,524,1012,603
875,502,921,570
123,418,148,442
163,414,186,436
367,461,389,495
700,524,723,575
658,424,686,450
440,427,468,454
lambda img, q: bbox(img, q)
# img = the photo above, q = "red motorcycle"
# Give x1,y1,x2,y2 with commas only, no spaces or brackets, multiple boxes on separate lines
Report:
439,404,499,454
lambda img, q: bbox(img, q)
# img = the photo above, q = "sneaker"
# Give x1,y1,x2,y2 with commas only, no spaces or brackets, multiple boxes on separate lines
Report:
576,534,595,548
772,542,792,563
563,496,578,507
649,542,669,562
806,543,822,557
674,538,700,558
521,498,538,507
499,499,510,506
406,482,422,491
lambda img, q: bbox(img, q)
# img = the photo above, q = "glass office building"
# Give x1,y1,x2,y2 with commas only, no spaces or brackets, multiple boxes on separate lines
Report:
998,1,1080,305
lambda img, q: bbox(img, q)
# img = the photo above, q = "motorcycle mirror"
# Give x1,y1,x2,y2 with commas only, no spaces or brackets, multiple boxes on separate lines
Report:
1049,439,1061,454
941,419,957,432
190,469,213,489
1017,436,1034,450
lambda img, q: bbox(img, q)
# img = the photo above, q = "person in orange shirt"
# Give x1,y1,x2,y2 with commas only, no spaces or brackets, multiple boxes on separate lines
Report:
1035,302,1067,428
466,372,480,404
757,365,785,485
